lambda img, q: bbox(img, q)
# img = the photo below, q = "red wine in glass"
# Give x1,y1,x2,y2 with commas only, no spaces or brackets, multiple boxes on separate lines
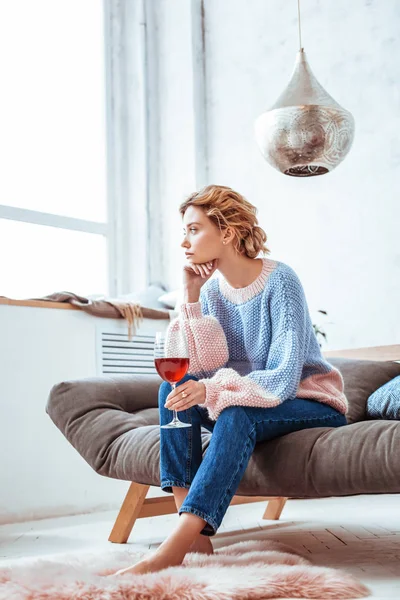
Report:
155,358,190,384
154,332,191,429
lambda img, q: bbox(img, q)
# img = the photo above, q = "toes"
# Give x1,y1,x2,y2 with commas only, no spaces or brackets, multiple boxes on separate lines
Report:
113,567,132,576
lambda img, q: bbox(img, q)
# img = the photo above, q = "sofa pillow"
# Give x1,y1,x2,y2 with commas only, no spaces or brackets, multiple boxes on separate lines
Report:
327,358,400,424
119,283,168,310
158,289,179,309
366,374,400,420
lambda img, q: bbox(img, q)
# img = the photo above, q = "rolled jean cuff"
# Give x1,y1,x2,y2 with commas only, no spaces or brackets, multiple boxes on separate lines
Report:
178,505,218,537
160,480,190,494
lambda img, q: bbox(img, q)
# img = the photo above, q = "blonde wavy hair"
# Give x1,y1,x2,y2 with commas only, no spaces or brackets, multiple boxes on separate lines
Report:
179,184,270,259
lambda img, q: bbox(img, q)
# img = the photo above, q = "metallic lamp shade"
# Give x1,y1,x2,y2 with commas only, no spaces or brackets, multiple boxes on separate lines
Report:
254,49,355,177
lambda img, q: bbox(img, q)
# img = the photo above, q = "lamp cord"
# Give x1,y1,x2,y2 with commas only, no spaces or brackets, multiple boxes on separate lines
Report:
297,0,303,50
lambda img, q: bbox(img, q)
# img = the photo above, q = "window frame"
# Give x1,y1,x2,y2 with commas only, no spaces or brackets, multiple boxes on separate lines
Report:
0,206,107,238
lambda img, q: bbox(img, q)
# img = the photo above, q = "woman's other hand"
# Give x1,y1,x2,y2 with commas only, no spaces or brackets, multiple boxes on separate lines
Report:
182,258,219,301
164,380,206,411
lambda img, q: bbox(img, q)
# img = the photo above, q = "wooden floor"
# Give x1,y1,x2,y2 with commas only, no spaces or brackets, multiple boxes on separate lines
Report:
1,493,399,598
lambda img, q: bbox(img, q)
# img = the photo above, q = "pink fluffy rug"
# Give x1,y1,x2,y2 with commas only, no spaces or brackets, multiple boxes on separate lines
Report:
0,539,370,599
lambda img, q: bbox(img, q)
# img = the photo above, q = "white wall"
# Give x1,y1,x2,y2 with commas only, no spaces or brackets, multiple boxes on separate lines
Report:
155,0,400,350
0,304,168,524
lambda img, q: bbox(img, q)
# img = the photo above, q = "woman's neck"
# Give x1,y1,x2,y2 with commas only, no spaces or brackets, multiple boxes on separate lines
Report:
217,255,264,289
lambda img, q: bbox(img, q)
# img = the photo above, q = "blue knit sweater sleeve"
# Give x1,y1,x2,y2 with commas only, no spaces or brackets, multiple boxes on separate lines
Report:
245,265,311,402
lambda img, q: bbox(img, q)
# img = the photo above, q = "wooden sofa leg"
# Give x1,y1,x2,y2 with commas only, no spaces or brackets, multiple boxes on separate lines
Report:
108,482,150,543
262,497,288,520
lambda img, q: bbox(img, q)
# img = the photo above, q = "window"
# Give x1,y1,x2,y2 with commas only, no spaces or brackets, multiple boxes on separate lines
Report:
0,0,110,299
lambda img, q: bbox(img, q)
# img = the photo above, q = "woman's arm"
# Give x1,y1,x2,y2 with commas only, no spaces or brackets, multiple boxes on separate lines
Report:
197,266,347,420
197,327,303,420
165,289,229,378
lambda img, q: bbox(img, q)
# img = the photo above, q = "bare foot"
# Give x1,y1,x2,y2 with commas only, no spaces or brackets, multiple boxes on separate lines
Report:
112,549,183,577
189,535,214,555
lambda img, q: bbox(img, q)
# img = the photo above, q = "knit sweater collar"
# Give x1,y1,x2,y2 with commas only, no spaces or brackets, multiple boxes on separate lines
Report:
218,257,278,304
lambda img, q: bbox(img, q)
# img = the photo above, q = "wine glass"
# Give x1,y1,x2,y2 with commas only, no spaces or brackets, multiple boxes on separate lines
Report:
154,331,192,429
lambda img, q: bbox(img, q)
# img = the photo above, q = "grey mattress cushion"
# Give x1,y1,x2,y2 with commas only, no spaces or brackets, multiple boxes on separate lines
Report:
46,364,400,497
328,358,400,424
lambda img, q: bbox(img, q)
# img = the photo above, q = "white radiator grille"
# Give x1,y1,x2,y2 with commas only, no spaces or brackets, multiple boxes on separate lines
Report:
96,324,158,376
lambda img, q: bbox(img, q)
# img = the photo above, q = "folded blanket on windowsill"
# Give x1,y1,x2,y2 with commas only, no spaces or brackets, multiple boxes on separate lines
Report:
0,291,171,340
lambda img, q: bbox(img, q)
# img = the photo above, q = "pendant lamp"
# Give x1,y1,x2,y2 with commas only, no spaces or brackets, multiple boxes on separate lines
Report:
254,0,355,177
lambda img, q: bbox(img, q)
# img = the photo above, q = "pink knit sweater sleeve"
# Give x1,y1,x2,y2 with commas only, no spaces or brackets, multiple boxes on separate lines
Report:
165,301,229,377
197,368,281,421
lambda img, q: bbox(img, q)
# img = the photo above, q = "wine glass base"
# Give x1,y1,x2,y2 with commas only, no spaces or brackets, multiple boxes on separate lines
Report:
161,421,192,429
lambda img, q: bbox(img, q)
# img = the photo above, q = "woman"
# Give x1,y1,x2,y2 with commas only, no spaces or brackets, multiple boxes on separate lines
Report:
116,184,348,576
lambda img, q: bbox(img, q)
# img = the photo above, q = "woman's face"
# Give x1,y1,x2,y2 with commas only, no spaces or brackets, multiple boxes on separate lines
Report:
181,205,226,264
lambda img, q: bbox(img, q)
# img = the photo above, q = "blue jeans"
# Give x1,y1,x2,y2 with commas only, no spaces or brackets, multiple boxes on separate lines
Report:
159,374,347,536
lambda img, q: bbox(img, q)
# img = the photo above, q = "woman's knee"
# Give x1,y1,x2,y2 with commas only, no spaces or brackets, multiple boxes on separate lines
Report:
158,374,199,406
158,381,171,407
218,405,248,420
177,374,199,386
215,405,254,434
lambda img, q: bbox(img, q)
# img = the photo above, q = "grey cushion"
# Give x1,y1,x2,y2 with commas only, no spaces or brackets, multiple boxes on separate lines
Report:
366,375,400,420
328,358,400,424
119,283,168,310
46,358,400,498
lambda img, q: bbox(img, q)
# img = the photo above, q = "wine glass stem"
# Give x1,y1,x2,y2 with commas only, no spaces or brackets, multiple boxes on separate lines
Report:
171,383,179,422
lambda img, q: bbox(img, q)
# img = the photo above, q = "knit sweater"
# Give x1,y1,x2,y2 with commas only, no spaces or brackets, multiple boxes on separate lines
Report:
165,257,348,421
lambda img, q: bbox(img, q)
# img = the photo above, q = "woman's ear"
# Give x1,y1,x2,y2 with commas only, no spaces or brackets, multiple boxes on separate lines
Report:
222,227,234,245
